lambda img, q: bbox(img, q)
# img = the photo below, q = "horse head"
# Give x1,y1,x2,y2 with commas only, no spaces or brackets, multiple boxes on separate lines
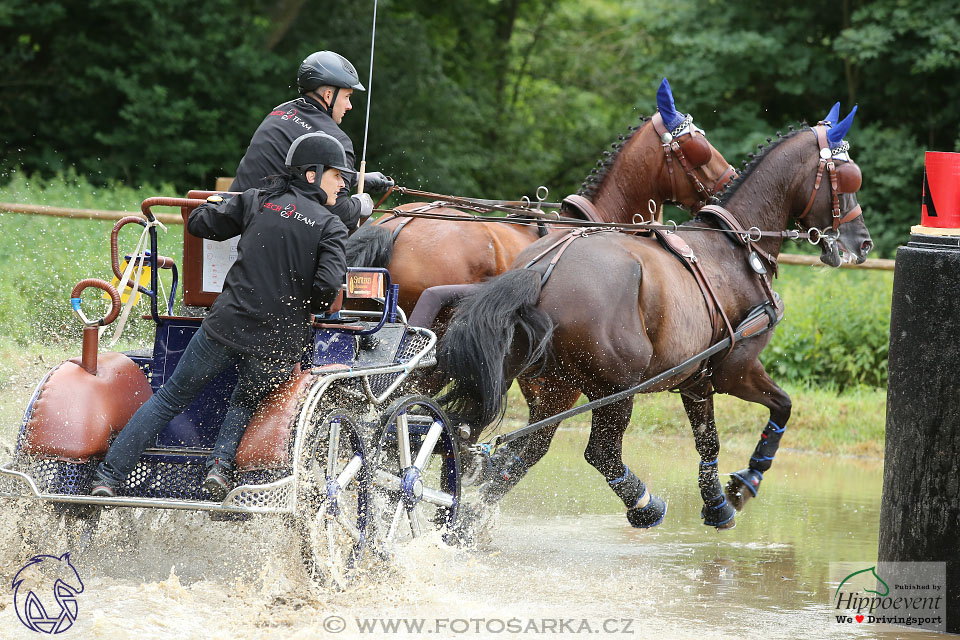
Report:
582,78,736,222
652,77,737,210
792,104,872,266
12,553,85,633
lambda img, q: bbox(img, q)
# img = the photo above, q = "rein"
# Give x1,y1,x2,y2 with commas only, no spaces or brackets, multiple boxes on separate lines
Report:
371,204,834,246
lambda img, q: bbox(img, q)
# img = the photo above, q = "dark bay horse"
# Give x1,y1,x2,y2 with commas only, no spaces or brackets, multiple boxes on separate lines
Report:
438,105,872,530
346,78,736,316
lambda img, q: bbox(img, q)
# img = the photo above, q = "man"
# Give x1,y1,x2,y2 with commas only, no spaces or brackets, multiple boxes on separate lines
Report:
92,132,353,500
231,50,393,230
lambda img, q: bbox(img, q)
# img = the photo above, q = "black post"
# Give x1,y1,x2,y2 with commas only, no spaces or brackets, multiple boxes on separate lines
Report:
880,233,960,633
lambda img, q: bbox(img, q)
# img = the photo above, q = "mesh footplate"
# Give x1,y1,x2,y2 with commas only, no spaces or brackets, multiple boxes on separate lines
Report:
11,456,293,511
225,475,295,512
122,458,206,500
13,458,97,495
366,330,435,396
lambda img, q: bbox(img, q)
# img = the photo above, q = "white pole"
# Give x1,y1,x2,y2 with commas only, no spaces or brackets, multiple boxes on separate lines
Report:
358,0,378,194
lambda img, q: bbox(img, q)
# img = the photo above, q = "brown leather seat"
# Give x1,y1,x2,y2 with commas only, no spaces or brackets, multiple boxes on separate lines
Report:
20,352,152,460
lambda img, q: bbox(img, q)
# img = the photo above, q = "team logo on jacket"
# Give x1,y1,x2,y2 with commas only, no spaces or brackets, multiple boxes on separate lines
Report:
264,201,296,218
268,107,312,131
264,202,314,226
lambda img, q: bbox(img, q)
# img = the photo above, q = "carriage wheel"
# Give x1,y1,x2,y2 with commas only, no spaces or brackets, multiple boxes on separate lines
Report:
294,408,370,589
371,395,461,549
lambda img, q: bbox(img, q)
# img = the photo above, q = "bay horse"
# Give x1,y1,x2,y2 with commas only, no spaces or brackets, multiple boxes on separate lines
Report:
438,105,872,530
345,78,736,316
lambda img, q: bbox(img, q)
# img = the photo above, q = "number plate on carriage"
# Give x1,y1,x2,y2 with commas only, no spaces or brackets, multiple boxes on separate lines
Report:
346,271,384,298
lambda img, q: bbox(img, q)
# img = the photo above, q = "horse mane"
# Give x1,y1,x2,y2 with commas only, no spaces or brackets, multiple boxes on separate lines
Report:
576,114,652,201
717,123,808,206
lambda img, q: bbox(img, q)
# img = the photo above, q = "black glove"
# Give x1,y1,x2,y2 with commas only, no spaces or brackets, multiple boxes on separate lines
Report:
350,192,374,227
363,171,395,193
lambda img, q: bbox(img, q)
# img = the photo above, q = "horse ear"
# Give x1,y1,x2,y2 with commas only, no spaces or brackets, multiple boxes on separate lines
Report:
823,101,840,125
59,552,71,562
827,105,858,147
656,77,683,130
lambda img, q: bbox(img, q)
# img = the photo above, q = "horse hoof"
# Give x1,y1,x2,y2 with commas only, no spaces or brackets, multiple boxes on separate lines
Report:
626,494,667,528
725,468,762,511
701,495,736,529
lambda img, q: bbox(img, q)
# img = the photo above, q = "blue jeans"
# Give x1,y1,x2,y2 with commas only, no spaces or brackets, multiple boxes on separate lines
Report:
96,326,294,485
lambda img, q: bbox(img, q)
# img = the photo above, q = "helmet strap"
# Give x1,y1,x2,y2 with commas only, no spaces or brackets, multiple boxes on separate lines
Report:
311,87,339,117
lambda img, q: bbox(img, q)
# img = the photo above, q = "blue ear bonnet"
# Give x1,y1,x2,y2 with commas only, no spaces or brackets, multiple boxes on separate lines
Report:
823,102,840,127
825,104,858,149
656,78,686,131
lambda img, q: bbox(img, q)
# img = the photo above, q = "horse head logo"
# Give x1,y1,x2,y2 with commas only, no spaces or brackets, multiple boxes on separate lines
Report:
12,553,84,634
281,203,296,218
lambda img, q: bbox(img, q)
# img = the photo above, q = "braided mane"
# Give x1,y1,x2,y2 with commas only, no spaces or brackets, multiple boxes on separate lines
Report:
576,114,653,201
718,123,808,206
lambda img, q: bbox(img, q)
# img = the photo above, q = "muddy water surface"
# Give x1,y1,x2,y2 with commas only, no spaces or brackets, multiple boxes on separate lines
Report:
0,426,947,639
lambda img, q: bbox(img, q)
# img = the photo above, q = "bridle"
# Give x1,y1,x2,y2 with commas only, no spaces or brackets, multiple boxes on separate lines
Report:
795,123,863,233
652,112,737,211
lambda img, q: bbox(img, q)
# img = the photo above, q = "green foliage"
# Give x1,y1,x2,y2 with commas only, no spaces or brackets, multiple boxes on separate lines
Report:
0,170,181,348
1,0,958,257
762,265,893,390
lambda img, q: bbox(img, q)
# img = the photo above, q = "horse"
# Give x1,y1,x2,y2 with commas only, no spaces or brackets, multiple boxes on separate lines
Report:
346,78,736,317
437,104,872,530
12,552,85,633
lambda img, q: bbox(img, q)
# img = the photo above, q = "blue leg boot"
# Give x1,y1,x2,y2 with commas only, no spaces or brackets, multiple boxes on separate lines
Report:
725,419,785,511
608,466,667,529
698,458,735,529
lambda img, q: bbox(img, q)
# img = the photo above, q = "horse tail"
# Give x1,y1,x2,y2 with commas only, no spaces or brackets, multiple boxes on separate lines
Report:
346,224,394,268
438,269,554,428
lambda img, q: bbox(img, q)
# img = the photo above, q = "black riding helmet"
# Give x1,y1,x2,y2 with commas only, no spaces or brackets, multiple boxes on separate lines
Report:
285,132,357,177
298,51,365,94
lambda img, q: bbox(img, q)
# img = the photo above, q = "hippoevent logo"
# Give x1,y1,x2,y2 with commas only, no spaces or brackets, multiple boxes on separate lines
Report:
831,562,945,632
11,553,84,634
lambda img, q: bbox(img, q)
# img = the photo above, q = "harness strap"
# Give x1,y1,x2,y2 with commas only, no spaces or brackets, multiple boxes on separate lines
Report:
652,113,679,204
375,210,417,243
523,227,606,286
561,194,605,223
652,230,735,351
699,204,780,307
798,125,833,222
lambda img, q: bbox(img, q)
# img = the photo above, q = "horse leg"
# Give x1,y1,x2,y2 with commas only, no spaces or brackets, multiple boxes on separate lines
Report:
716,359,792,511
681,382,736,529
478,377,580,504
584,396,666,528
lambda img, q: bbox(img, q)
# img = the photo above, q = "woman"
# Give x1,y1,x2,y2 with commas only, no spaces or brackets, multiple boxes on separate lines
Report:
92,132,352,500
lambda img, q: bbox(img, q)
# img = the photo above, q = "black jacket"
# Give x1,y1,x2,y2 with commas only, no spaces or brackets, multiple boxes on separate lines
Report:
188,180,348,362
230,96,362,229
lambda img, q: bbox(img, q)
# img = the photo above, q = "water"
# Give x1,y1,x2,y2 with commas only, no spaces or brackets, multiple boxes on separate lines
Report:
0,425,949,639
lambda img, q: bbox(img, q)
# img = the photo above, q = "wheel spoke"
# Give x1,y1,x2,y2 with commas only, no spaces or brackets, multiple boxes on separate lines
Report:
407,507,423,538
374,469,401,491
421,486,455,508
325,518,342,584
336,454,363,489
412,421,444,471
325,418,341,478
336,513,362,542
396,413,413,468
387,500,404,542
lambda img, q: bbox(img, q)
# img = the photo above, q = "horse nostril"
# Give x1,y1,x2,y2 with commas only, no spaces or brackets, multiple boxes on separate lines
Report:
861,240,873,255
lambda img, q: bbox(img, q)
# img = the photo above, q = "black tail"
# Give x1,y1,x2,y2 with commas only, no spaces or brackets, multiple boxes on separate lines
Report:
437,269,554,429
346,224,394,268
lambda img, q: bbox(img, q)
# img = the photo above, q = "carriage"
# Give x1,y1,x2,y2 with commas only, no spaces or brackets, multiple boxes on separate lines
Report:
0,193,463,587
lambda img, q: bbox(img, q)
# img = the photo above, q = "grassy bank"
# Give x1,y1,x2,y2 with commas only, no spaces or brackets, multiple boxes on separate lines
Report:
0,171,891,456
501,381,886,458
